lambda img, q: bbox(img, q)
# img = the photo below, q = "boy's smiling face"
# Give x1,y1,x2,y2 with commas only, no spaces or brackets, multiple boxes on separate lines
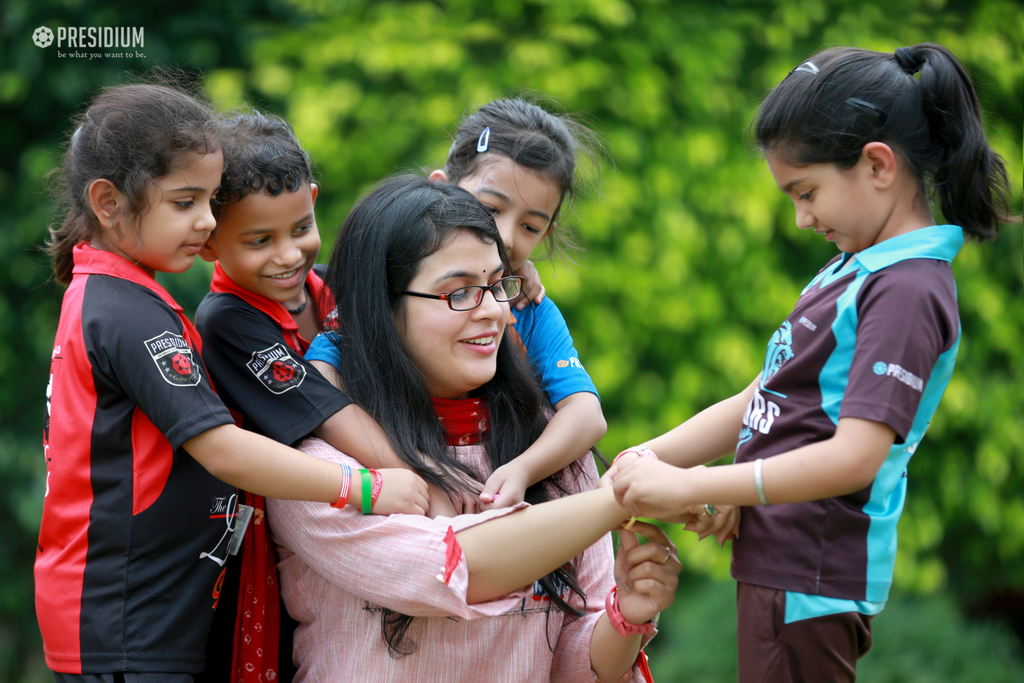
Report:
203,183,320,309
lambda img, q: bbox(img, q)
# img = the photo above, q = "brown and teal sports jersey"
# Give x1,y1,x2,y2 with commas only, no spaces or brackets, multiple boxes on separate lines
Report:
36,244,235,673
731,225,963,618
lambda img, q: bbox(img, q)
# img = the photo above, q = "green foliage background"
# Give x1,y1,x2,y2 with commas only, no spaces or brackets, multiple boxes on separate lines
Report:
1,0,1020,680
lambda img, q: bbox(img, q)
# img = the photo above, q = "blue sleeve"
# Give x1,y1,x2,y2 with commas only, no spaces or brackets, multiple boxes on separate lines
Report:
512,297,599,406
306,330,342,368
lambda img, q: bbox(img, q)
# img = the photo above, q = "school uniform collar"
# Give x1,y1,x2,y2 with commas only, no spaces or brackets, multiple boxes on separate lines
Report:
209,262,332,352
851,224,964,273
71,243,183,313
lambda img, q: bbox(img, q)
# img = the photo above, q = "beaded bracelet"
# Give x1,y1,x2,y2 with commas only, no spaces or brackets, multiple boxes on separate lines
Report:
330,463,352,509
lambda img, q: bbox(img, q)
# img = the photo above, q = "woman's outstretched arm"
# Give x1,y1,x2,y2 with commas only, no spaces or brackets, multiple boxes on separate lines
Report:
457,486,628,603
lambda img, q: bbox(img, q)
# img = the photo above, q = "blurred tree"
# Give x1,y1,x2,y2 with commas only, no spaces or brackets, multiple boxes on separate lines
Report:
2,0,1020,679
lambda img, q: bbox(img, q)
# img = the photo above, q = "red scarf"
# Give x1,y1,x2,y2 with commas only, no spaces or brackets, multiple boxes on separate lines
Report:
209,263,332,683
430,396,490,446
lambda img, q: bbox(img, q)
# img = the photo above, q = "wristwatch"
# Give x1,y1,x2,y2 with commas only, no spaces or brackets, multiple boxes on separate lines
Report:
605,586,658,637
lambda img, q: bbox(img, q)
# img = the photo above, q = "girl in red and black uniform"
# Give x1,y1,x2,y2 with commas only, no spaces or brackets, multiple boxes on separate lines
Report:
38,81,428,683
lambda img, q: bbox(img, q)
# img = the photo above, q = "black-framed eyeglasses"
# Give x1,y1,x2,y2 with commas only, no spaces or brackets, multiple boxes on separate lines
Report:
401,275,524,311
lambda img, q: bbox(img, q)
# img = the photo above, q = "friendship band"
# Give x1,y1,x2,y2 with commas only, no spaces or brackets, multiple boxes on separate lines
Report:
359,468,372,515
369,468,382,512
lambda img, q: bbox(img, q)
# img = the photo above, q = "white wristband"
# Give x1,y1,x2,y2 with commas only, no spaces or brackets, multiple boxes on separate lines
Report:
754,458,771,507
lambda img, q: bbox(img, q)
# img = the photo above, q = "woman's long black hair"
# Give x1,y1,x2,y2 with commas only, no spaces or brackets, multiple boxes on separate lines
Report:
323,174,586,656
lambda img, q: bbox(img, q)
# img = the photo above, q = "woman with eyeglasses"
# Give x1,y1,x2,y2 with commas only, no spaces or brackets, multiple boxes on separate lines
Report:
267,175,679,682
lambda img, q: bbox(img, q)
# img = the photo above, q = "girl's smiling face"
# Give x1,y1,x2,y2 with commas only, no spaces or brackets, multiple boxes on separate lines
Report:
437,154,561,272
397,229,510,399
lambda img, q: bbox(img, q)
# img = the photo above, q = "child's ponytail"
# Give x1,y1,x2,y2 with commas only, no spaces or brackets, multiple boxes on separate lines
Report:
755,42,1017,241
910,43,1015,240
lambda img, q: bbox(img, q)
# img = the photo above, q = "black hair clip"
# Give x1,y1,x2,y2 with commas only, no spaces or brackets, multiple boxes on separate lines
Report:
845,98,888,126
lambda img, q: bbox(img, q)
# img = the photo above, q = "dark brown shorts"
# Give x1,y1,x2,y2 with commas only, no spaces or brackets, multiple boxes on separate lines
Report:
736,582,874,683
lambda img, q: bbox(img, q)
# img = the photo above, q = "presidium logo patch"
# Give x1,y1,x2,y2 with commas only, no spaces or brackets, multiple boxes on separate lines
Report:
145,331,202,386
247,343,306,394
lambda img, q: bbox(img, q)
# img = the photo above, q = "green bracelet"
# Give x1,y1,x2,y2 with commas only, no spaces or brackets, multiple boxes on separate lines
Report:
359,468,372,515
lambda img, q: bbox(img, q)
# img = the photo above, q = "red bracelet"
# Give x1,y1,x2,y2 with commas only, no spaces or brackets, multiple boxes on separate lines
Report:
369,468,383,511
605,586,658,637
330,463,352,509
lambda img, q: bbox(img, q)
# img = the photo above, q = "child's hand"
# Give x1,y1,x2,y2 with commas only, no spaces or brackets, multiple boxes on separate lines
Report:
514,260,546,310
427,481,485,517
371,468,430,515
684,504,740,546
479,462,529,509
418,461,485,516
608,454,693,521
426,484,459,518
613,520,680,626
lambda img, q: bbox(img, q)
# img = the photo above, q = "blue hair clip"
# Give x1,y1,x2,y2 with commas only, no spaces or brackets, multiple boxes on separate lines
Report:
792,61,819,76
476,127,491,153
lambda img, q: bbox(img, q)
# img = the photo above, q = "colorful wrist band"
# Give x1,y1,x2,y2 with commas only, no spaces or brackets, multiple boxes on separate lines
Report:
754,458,771,507
613,446,659,466
331,463,352,509
359,468,372,515
369,468,382,511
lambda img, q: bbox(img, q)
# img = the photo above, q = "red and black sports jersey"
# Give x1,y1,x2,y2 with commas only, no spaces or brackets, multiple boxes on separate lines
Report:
37,244,236,674
194,262,351,446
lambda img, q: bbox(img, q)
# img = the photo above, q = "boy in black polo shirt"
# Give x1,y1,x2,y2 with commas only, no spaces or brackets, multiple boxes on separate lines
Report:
195,112,425,683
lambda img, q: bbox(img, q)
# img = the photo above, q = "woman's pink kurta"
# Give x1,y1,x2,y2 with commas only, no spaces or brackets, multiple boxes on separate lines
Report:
268,438,653,682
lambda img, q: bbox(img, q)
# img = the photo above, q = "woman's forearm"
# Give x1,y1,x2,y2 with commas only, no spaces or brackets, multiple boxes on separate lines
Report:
589,617,643,682
457,487,629,603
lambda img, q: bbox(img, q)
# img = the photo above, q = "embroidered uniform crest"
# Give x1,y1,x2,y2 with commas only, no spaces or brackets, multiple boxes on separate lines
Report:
247,343,306,394
145,331,202,386
759,321,794,398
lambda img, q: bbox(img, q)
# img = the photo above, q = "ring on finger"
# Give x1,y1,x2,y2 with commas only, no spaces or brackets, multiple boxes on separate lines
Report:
704,504,718,516
658,547,671,564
